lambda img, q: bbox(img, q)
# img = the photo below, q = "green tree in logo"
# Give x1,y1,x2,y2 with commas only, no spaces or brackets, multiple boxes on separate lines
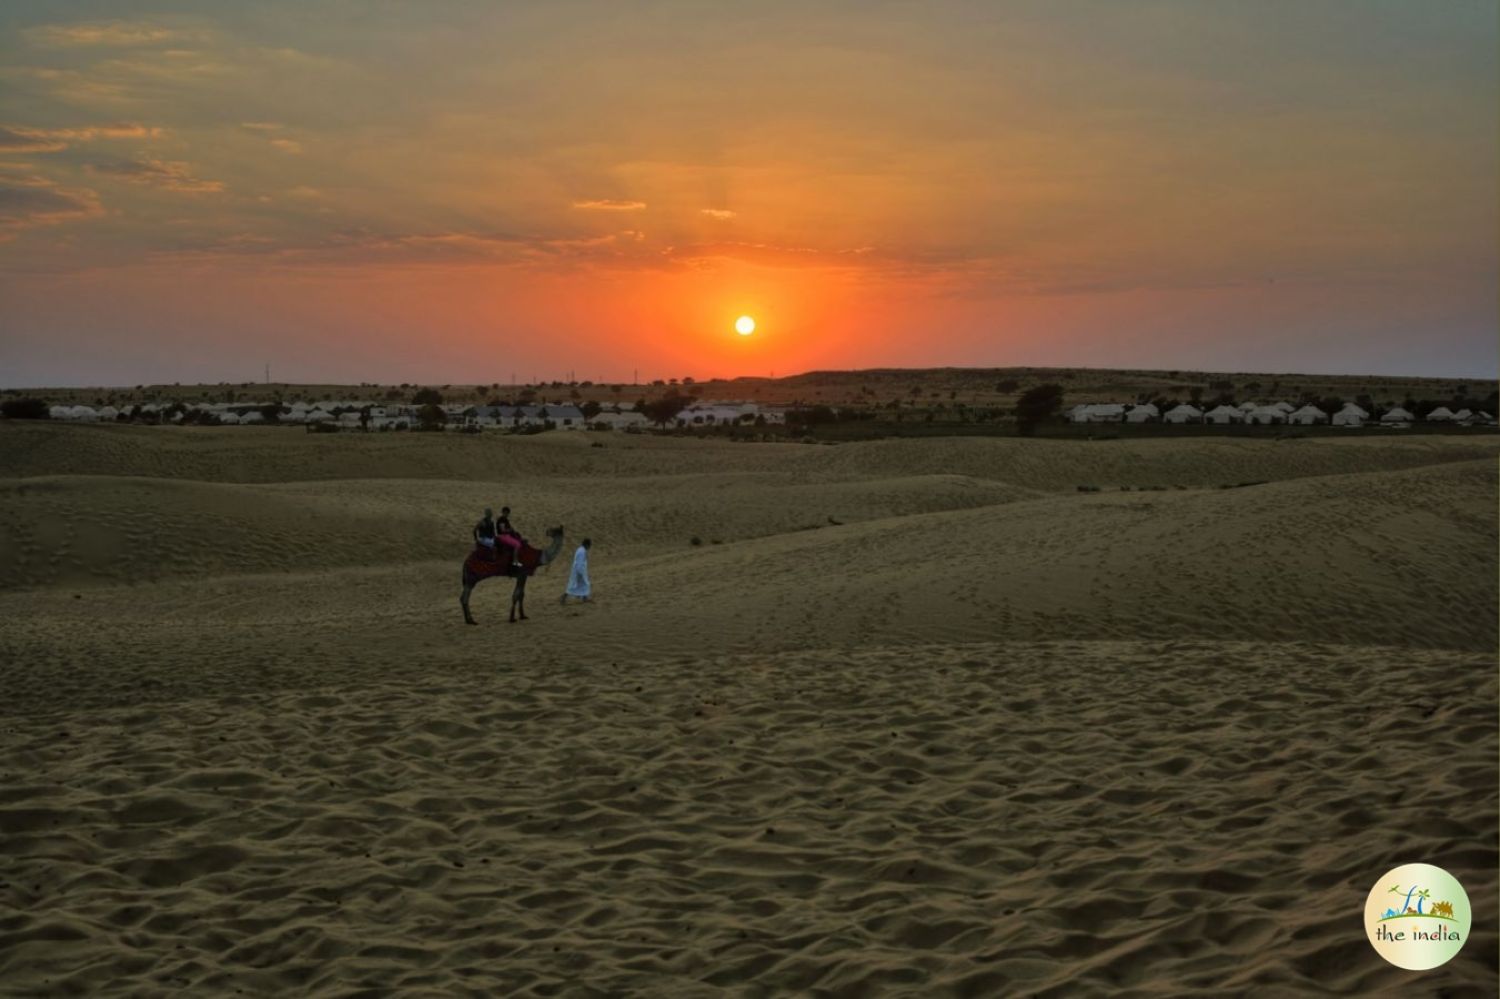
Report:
1387,884,1431,915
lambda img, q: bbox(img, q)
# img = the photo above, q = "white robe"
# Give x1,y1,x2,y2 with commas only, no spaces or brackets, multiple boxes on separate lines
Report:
565,545,591,598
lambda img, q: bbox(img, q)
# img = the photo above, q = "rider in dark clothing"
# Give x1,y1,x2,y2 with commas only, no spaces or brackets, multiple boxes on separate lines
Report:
474,507,497,559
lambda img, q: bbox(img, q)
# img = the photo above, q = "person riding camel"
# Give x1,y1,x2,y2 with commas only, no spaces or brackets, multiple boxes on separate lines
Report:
495,505,523,569
473,507,497,560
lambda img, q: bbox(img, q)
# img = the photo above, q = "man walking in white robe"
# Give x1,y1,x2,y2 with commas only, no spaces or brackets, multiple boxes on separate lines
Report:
560,538,592,604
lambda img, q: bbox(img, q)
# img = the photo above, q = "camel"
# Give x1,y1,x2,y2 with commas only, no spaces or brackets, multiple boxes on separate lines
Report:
461,526,564,625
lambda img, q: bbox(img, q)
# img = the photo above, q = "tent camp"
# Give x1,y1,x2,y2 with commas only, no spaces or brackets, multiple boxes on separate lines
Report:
1380,407,1414,424
1203,405,1241,424
1162,404,1202,424
1287,405,1329,425
1424,406,1456,422
1067,404,1126,423
1331,407,1365,427
1245,407,1285,425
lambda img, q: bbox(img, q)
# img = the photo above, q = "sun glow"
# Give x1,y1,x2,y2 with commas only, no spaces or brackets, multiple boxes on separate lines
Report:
735,315,756,336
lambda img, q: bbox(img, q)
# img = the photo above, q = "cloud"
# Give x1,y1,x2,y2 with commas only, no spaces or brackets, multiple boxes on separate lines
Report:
0,122,161,152
240,122,283,132
667,241,875,269
0,173,103,240
699,208,736,220
572,199,647,212
87,157,224,193
23,21,199,48
268,138,303,154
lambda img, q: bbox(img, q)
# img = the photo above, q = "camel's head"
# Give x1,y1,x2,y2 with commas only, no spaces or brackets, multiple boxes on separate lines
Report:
545,525,564,538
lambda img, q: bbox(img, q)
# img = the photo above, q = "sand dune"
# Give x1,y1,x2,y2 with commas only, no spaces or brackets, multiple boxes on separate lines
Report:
0,423,1495,995
0,643,1493,995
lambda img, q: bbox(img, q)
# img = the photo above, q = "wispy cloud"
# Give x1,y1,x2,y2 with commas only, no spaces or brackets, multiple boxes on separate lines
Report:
0,122,161,153
572,199,646,212
240,122,283,132
268,137,303,154
23,21,200,48
87,157,224,193
699,208,736,220
0,173,103,240
667,241,875,269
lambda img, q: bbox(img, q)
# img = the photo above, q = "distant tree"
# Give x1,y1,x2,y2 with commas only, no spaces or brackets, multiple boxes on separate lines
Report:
580,400,602,419
640,390,697,427
683,376,695,386
0,398,49,419
259,403,282,423
1013,383,1065,436
1188,386,1204,404
411,387,443,406
995,378,1020,393
417,403,447,430
787,405,837,426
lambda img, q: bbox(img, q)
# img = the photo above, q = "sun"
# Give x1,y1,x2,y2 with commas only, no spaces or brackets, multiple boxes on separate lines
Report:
735,315,756,336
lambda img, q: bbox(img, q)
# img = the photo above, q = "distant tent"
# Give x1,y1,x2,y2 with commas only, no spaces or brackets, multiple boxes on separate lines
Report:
68,405,99,422
1340,403,1370,418
1270,401,1295,414
239,411,265,424
1424,406,1456,422
1452,408,1472,423
1380,407,1414,424
98,405,119,421
1475,411,1496,425
218,412,242,425
1203,405,1241,424
1287,405,1329,425
49,405,71,419
1245,406,1285,425
1067,403,1125,423
1331,408,1365,427
1163,404,1202,424
1236,401,1258,412
1124,403,1158,423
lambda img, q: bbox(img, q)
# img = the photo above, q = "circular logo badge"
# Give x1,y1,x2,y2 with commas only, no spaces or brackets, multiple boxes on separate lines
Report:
1364,863,1471,970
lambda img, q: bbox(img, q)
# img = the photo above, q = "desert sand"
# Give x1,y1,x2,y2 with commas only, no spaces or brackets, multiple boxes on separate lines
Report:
1,421,1495,996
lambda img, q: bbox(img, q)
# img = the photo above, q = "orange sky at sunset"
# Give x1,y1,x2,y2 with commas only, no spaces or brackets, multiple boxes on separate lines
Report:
1,1,1495,385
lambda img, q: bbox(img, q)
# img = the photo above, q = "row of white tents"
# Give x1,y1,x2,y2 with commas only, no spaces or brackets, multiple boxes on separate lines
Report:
1067,400,1494,427
38,400,767,431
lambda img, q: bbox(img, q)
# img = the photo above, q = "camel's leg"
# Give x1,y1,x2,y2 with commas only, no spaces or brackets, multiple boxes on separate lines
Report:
461,583,477,625
512,575,528,622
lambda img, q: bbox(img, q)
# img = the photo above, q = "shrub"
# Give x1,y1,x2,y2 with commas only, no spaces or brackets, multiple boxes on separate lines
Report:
0,398,49,419
411,387,443,406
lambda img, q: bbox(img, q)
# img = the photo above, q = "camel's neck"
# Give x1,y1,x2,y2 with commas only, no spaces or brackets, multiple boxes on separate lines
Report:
540,533,564,566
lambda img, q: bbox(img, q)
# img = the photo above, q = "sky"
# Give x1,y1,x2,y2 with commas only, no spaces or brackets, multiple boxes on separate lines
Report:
0,0,1495,387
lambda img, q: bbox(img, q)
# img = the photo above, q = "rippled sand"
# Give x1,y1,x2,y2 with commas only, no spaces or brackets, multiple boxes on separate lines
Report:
1,423,1496,995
